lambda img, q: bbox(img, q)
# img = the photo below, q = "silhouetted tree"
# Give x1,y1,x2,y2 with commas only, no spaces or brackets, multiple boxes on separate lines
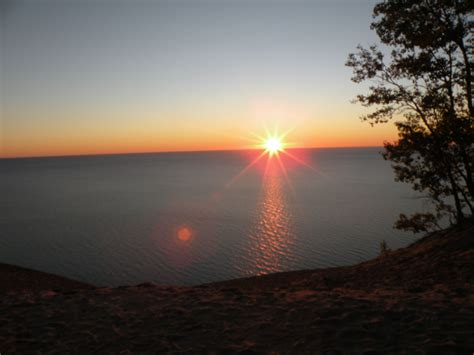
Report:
347,0,473,232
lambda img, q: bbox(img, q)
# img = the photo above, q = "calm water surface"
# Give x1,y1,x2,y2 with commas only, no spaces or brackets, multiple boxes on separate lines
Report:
0,148,426,286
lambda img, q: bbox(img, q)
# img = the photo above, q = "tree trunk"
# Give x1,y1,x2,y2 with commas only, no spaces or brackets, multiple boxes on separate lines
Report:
448,171,465,223
458,38,473,117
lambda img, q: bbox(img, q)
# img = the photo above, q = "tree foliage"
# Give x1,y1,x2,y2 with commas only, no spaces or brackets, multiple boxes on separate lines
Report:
346,0,473,232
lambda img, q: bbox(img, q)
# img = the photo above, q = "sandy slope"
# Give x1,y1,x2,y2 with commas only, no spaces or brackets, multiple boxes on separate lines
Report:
1,221,473,353
0,263,93,294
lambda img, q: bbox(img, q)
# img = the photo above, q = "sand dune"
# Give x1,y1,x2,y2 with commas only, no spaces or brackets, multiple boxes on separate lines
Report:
1,220,473,353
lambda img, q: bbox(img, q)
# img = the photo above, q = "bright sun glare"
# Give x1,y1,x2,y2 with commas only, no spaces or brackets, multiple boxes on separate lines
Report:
264,137,283,155
224,128,314,188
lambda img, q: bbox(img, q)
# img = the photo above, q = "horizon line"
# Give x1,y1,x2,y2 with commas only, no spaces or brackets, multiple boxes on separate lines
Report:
0,145,385,160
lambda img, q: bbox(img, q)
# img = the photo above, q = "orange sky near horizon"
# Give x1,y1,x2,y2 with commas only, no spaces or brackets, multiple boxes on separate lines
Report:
1,121,397,159
1,133,396,159
1,99,398,158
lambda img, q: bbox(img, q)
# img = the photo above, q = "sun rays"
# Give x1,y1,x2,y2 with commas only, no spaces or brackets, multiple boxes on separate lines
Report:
264,137,283,156
223,126,314,191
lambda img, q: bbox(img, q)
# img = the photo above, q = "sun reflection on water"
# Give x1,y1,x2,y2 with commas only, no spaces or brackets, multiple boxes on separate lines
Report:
241,159,296,276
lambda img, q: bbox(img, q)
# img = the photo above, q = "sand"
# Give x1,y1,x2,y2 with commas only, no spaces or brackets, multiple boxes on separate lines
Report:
0,263,93,294
0,221,473,353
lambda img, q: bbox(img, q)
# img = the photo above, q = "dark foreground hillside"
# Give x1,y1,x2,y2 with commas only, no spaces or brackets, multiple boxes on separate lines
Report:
1,221,473,354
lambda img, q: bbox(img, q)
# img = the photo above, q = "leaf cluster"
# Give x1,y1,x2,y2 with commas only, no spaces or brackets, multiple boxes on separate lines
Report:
347,0,474,232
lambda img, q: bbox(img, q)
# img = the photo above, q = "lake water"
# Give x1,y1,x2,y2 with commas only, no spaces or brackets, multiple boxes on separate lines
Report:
0,148,425,286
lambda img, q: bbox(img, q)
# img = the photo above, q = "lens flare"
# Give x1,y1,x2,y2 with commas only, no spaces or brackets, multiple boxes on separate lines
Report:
177,226,193,241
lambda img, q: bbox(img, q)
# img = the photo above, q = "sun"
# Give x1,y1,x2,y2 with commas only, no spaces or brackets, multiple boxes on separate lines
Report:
264,137,283,156
223,127,315,188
